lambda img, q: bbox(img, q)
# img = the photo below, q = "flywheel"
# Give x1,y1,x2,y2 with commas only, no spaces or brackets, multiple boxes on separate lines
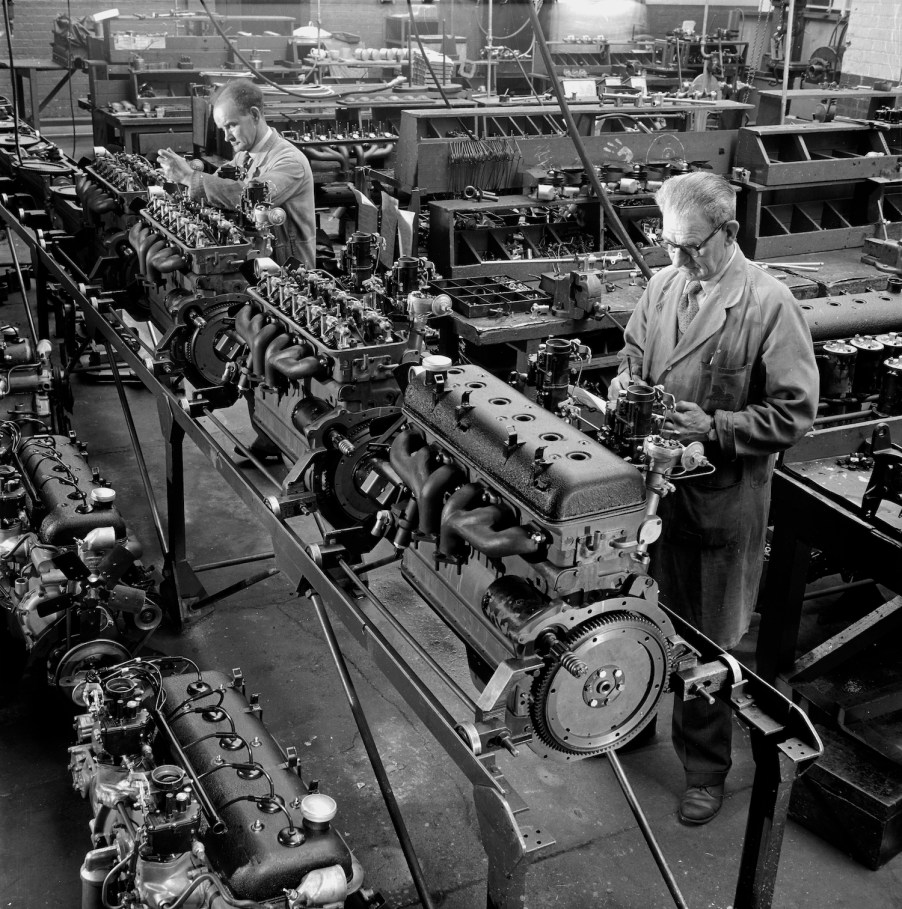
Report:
184,301,237,388
529,610,671,761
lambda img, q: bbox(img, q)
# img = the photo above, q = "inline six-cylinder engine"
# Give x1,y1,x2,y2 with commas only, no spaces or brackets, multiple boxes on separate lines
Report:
0,427,158,698
71,661,381,909
234,255,448,528
387,362,681,759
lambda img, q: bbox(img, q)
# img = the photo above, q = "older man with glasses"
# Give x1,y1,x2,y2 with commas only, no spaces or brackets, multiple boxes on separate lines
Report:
610,171,818,825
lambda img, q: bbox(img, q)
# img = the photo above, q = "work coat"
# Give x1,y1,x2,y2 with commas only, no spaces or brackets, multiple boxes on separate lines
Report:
619,247,818,648
188,130,316,268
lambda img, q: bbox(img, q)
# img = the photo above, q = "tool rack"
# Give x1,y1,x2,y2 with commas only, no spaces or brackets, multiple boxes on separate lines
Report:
397,102,749,194
733,123,901,186
428,193,660,279
530,40,612,78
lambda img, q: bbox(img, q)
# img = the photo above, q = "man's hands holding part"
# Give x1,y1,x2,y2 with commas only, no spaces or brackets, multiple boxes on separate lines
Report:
607,371,633,401
665,401,712,443
157,148,196,185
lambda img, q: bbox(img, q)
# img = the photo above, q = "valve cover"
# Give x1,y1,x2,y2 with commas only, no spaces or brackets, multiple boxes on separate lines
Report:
403,364,646,524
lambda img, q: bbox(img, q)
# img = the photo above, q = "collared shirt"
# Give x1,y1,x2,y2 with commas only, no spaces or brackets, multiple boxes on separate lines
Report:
245,126,273,178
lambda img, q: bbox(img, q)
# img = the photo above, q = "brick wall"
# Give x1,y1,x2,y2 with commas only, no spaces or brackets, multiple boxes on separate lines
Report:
842,0,902,84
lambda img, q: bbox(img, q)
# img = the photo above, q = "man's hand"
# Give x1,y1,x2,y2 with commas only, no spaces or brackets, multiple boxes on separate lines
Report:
665,401,712,443
607,370,634,402
157,147,195,185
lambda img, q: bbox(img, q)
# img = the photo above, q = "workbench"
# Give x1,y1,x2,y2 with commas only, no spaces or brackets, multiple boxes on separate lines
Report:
84,103,193,155
0,59,80,130
758,413,902,688
757,415,902,867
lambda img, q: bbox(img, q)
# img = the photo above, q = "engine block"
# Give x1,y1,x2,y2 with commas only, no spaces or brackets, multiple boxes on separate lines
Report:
389,363,681,759
0,430,159,699
71,662,381,909
235,258,448,529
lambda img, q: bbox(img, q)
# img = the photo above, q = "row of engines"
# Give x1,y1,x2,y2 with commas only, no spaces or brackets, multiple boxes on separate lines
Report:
88,164,699,761
3,140,750,764
71,661,382,909
0,138,384,908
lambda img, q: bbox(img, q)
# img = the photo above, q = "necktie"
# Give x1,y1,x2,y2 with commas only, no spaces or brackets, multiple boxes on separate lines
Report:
238,155,259,181
677,280,703,336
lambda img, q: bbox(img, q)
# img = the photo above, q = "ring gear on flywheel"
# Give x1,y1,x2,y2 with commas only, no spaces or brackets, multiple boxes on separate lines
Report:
529,610,671,760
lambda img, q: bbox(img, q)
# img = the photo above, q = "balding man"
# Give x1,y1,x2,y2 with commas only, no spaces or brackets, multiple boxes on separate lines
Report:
611,172,818,824
159,78,315,268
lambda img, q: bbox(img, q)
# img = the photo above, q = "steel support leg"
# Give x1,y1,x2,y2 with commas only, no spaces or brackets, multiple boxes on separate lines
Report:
733,736,798,909
473,782,531,909
32,248,50,341
756,526,812,685
157,395,206,627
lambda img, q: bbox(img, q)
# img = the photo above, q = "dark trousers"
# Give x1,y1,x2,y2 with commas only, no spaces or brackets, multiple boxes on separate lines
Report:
672,690,732,787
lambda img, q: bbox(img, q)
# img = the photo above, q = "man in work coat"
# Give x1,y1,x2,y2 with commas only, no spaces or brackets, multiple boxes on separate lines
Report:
611,171,818,824
159,78,316,268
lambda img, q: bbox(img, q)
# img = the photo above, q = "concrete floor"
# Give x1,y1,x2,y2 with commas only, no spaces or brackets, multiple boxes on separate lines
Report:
1,242,902,909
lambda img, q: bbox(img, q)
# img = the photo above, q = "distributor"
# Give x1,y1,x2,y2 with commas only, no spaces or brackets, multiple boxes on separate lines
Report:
610,171,819,825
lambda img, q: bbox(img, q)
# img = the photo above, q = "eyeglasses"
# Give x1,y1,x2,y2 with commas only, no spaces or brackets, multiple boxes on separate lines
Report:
658,221,727,259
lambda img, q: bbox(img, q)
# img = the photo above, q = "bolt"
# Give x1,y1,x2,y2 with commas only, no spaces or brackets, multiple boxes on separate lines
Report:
589,698,599,708
614,669,623,679
251,737,262,747
213,755,224,765
599,670,607,679
250,819,264,832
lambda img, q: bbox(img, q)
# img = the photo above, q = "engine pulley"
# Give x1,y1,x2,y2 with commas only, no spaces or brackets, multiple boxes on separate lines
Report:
529,610,671,760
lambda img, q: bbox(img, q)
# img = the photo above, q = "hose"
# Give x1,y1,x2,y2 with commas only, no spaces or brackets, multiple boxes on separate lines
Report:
100,848,134,909
158,873,258,909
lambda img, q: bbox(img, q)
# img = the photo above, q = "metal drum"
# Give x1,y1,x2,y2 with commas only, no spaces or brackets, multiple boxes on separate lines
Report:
817,340,856,399
875,332,902,362
878,356,902,415
849,336,886,397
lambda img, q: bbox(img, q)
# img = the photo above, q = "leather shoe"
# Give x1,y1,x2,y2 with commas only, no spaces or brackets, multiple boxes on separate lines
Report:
679,784,724,825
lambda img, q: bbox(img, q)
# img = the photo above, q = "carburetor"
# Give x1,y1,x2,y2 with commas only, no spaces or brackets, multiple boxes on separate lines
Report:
71,661,382,909
0,330,59,428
